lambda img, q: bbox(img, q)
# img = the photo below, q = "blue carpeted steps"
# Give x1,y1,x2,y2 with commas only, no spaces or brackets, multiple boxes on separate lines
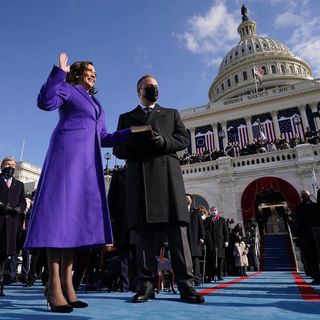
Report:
261,234,295,271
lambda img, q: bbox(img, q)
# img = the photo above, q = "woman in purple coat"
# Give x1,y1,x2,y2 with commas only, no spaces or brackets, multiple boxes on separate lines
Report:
25,53,130,313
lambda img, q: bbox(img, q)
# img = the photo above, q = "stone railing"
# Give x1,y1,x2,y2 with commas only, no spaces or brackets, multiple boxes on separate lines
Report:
181,144,320,177
231,148,296,171
181,162,219,176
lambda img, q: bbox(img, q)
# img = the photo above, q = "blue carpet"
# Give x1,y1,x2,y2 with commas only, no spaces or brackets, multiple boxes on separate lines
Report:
0,272,320,320
261,234,295,271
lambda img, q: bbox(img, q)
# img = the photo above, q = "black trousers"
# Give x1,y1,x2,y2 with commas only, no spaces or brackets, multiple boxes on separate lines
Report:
192,257,201,280
134,223,194,291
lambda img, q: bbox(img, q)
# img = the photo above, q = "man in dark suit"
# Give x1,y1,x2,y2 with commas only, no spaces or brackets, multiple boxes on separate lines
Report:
295,190,320,284
113,75,204,304
205,207,229,281
0,156,26,296
186,194,205,285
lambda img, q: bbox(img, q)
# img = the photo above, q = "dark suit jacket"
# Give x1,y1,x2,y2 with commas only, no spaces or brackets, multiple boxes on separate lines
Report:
0,174,25,257
187,208,205,257
205,216,229,259
113,104,189,229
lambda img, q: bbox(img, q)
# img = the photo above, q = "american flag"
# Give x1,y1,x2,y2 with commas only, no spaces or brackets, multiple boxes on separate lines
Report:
252,119,275,142
227,121,249,148
254,65,265,80
195,128,215,153
278,115,303,141
237,124,249,148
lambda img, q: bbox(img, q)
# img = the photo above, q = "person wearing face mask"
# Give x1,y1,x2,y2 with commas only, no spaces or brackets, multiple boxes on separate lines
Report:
295,190,320,285
114,75,205,304
204,207,229,282
24,53,131,313
0,156,26,296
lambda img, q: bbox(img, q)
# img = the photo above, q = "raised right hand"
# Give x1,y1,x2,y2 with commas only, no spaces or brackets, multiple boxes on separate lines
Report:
58,52,70,73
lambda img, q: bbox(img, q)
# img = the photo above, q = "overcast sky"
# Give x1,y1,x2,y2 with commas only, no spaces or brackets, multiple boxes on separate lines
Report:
1,0,320,168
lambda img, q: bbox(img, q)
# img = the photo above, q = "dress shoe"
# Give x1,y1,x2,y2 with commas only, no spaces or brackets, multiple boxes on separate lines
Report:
180,287,205,304
25,280,34,287
310,279,320,285
9,276,19,284
193,280,201,286
132,282,155,303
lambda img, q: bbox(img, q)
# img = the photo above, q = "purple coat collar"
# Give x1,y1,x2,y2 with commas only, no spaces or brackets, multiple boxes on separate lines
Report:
74,84,101,118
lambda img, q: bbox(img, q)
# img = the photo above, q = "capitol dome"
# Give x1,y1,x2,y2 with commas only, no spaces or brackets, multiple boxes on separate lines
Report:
209,5,313,103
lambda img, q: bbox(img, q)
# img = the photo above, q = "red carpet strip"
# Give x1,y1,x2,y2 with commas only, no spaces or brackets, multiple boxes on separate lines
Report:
292,272,320,302
198,271,262,296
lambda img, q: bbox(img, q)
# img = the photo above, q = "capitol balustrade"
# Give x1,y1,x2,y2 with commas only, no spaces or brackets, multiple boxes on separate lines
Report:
181,143,320,177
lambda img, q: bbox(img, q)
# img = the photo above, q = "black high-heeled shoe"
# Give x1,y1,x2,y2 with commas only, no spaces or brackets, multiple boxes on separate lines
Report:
44,287,73,313
62,287,88,308
66,299,88,308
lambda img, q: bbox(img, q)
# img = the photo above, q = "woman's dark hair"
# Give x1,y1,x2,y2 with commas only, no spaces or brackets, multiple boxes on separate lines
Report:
66,61,97,95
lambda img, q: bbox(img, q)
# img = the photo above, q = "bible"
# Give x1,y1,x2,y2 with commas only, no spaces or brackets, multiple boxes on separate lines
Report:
130,125,155,139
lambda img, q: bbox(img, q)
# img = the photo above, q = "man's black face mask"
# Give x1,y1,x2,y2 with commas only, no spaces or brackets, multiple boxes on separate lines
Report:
144,86,158,103
2,166,15,179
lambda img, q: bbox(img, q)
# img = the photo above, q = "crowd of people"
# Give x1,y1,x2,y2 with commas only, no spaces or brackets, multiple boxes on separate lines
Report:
179,127,320,165
0,179,260,295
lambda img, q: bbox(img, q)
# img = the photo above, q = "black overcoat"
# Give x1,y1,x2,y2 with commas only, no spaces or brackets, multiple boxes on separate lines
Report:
113,104,189,229
205,216,229,260
0,175,25,257
187,208,205,257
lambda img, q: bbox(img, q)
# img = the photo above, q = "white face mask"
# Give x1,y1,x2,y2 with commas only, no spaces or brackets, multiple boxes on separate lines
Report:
211,209,218,216
201,215,206,220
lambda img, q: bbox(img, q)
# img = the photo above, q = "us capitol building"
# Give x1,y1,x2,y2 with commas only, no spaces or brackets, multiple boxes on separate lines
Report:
180,5,320,230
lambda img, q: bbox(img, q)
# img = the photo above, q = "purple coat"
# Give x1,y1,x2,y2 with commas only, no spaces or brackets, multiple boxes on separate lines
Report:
24,66,130,249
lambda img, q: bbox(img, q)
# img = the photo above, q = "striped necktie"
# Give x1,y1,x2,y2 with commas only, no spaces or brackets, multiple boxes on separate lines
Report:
144,107,152,116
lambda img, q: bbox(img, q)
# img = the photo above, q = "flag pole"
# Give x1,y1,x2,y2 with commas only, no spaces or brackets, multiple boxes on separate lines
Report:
19,139,25,161
253,65,258,94
311,168,318,200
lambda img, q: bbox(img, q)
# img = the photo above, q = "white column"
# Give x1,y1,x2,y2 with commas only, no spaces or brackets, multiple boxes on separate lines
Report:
271,111,281,139
310,102,320,131
245,115,253,143
298,104,309,131
189,127,196,154
221,121,227,150
212,123,218,149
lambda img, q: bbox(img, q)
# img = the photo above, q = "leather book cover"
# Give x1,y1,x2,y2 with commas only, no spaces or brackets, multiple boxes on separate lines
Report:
130,125,155,139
